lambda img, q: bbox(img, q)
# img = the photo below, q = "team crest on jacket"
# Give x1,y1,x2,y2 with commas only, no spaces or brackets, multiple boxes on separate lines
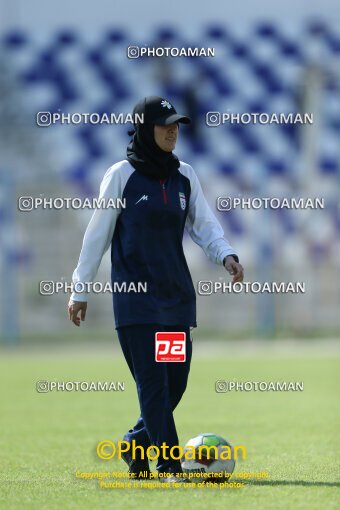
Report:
179,192,186,210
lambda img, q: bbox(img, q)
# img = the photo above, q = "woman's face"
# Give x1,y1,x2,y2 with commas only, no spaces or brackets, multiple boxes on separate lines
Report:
154,123,179,152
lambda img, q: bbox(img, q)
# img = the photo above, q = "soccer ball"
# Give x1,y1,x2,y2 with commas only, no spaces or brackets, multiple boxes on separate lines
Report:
181,433,235,483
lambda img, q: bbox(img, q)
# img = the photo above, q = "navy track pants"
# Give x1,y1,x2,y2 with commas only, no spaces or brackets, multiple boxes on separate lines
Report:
117,323,193,472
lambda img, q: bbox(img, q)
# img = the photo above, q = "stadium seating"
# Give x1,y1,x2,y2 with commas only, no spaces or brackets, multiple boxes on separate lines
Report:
1,22,339,264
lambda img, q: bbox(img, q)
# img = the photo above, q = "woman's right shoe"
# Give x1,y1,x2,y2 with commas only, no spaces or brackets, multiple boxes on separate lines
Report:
157,466,191,484
121,448,151,480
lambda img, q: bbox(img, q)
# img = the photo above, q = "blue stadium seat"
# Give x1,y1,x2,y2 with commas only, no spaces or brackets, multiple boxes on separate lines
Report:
219,161,237,176
279,39,303,61
325,34,340,54
2,31,28,48
231,43,249,60
266,159,288,175
55,31,78,46
255,23,278,39
205,26,227,40
106,29,126,44
320,157,338,174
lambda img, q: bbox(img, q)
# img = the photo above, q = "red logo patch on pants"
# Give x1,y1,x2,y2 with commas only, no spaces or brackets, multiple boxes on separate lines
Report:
155,332,186,362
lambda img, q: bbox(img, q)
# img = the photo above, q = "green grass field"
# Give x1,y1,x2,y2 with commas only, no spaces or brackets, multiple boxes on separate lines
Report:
0,341,339,510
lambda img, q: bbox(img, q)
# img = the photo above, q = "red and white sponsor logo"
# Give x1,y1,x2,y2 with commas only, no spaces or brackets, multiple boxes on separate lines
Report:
155,332,186,362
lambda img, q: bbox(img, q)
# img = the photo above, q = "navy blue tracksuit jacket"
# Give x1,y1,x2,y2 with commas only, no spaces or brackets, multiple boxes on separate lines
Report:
71,159,237,327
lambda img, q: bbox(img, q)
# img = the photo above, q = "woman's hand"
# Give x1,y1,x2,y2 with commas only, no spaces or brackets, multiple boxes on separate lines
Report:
68,300,87,327
223,256,244,284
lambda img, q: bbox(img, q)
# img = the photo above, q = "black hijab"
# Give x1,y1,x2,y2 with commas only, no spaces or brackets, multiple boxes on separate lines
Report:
127,121,180,180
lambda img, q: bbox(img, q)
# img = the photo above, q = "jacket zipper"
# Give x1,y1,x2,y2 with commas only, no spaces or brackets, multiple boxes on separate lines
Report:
159,179,167,204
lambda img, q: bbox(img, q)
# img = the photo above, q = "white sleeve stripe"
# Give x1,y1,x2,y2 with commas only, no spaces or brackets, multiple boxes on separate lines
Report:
70,160,134,302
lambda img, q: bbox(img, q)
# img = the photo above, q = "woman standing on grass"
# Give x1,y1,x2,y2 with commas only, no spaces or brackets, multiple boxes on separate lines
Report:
68,96,243,483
